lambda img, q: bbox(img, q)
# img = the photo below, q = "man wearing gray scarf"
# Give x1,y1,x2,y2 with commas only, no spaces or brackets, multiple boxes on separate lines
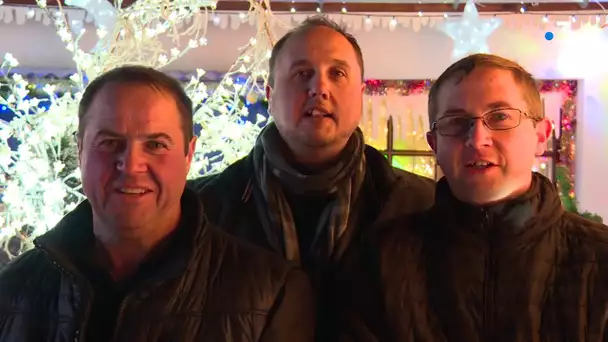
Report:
189,15,435,339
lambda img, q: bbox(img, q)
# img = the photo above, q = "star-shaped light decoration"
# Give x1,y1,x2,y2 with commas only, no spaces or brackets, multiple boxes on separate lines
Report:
438,0,502,60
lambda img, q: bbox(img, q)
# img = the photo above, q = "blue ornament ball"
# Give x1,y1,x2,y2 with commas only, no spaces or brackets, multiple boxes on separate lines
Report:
545,32,554,41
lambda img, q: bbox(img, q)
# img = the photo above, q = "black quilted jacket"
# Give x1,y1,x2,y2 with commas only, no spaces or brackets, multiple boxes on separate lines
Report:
338,173,608,341
187,146,436,340
0,189,315,342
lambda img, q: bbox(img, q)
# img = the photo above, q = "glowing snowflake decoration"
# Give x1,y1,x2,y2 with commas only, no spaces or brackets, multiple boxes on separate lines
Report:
438,0,502,60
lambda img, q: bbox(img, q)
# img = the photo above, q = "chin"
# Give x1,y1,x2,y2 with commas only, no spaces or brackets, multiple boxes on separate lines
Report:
298,133,336,147
107,213,149,228
452,182,501,205
461,189,510,206
463,195,499,206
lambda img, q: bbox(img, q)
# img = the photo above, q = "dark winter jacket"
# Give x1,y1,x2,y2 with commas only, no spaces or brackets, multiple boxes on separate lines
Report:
337,173,608,342
187,145,436,339
0,188,315,342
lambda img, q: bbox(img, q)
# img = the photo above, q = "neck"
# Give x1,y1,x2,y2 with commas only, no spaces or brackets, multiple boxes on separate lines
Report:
287,141,348,173
92,211,181,281
446,174,535,208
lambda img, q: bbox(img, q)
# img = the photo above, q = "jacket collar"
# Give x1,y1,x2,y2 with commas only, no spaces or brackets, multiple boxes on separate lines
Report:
237,143,416,261
34,188,207,281
238,143,400,202
432,172,563,240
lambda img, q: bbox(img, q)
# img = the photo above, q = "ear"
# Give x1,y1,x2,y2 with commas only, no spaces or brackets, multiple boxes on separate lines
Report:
265,84,273,103
360,81,366,95
186,136,197,167
265,84,273,116
426,131,438,154
77,133,83,165
534,118,553,156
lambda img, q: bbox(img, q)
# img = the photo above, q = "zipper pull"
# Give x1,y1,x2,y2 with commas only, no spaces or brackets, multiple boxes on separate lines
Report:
479,207,489,220
479,208,491,232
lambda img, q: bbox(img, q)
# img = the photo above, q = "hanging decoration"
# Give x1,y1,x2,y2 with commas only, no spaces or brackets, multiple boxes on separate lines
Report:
1,2,607,33
65,0,116,29
437,0,502,60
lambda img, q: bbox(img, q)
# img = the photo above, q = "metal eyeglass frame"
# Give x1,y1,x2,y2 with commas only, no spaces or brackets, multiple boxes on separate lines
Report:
430,108,537,137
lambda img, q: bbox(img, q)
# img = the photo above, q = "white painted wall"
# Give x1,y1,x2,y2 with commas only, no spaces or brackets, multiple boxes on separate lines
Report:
0,10,606,219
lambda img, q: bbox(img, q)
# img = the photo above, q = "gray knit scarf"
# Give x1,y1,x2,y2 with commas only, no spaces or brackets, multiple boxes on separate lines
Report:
251,123,366,262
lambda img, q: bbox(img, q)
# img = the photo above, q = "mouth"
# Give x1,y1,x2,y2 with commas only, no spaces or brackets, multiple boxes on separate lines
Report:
465,160,497,170
304,107,334,119
115,188,152,196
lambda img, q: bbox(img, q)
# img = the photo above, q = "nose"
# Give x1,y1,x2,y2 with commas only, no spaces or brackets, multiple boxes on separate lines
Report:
116,144,147,174
308,73,330,100
465,119,493,149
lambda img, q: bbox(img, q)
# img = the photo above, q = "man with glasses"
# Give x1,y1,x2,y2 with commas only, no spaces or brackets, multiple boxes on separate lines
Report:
336,54,608,341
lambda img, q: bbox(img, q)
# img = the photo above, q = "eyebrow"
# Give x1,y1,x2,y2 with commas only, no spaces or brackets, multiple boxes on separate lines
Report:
486,101,515,110
442,101,516,116
289,58,351,70
94,129,175,145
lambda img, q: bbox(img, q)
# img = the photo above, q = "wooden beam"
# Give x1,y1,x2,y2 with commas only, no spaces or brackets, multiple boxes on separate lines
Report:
3,0,608,13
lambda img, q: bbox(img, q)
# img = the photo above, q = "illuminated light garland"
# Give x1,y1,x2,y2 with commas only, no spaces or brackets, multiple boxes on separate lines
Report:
363,79,578,200
0,0,284,264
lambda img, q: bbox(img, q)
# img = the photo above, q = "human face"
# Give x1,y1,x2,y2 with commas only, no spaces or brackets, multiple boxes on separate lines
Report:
426,68,552,205
266,26,365,162
78,83,196,234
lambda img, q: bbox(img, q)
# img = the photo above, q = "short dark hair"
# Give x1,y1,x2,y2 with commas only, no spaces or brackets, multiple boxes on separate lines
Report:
78,65,194,154
268,15,365,87
428,53,542,125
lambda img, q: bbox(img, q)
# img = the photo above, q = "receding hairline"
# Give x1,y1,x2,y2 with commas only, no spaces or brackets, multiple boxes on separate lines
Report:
80,81,186,119
428,57,542,124
89,80,178,99
77,68,195,155
268,16,365,86
433,68,538,116
276,26,362,70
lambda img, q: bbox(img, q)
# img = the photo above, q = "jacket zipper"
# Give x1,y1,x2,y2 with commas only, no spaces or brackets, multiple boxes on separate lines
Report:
482,209,495,340
35,244,94,342
36,243,170,341
111,279,163,340
74,293,93,342
111,294,133,341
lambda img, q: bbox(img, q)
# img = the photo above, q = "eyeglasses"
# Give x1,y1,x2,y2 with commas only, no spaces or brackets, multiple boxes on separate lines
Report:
431,108,536,137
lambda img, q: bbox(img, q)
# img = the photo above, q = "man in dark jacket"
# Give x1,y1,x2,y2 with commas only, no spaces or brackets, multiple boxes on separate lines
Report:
0,66,315,342
187,16,435,338
337,53,608,341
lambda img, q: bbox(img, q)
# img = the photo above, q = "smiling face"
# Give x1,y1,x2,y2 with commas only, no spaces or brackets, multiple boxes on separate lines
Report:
78,83,196,234
427,67,552,205
266,25,365,163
